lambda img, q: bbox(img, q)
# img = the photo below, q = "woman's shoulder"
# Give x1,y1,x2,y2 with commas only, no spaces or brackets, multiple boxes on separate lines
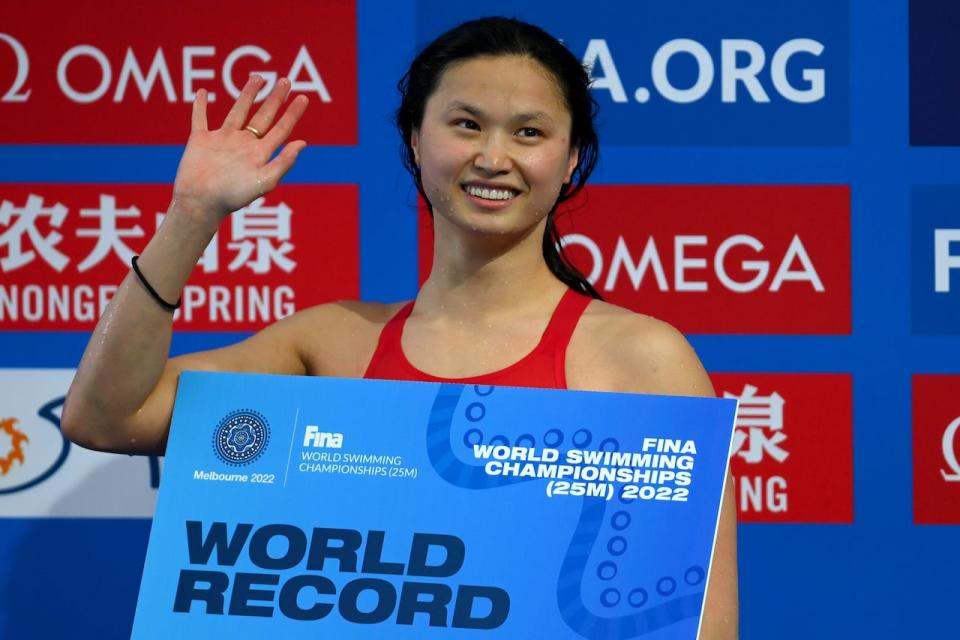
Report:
293,299,408,325
263,299,410,376
579,298,687,345
568,298,714,397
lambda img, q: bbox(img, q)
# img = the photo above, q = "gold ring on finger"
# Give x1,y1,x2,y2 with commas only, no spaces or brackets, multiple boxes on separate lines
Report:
244,125,264,139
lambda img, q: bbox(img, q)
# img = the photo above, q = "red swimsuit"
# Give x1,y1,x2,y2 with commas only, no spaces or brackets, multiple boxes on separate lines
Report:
363,288,592,389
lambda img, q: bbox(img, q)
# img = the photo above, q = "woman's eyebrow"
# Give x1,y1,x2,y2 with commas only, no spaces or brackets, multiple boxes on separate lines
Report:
514,111,553,124
445,101,555,123
445,101,485,117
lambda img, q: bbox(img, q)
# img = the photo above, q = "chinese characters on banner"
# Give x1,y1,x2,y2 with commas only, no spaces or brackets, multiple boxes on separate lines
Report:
711,374,853,523
0,185,359,331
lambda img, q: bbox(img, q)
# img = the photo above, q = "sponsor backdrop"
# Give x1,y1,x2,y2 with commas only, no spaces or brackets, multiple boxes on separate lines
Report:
0,0,957,637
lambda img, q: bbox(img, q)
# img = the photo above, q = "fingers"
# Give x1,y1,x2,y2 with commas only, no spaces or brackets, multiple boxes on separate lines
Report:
262,94,309,149
260,140,307,189
222,75,266,130
191,89,208,132
245,78,291,137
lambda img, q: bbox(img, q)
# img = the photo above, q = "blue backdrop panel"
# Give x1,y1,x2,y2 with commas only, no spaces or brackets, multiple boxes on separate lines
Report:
1,1,958,639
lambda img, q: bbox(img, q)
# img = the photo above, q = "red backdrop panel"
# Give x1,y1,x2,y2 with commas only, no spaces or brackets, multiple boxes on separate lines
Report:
912,375,960,525
418,185,851,334
0,184,359,331
712,373,854,523
0,0,357,144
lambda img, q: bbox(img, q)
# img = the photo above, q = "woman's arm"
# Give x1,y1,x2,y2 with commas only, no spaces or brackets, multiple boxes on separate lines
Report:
571,312,739,639
61,75,308,455
625,320,739,640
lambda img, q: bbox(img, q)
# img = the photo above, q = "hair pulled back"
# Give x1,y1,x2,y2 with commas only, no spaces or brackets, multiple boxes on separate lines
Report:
396,17,601,299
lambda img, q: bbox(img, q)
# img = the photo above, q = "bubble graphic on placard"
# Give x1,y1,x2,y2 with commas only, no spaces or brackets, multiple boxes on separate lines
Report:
628,588,648,608
516,433,536,448
600,588,621,608
544,428,564,447
657,577,677,596
463,428,483,448
572,429,592,448
465,402,486,422
608,536,628,556
426,385,525,491
685,566,706,586
611,511,631,531
597,561,618,581
599,437,619,452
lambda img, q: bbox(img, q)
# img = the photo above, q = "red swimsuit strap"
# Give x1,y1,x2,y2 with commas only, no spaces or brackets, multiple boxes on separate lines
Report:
362,301,414,379
537,289,593,387
537,288,593,351
363,289,593,387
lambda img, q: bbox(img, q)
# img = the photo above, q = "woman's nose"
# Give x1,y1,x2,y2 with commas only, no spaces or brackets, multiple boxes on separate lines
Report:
473,133,513,174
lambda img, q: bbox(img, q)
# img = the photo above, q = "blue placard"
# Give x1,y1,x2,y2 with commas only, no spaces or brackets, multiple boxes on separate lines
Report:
132,372,737,639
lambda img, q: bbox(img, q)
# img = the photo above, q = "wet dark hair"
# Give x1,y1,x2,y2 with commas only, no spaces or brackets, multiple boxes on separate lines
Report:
396,16,602,299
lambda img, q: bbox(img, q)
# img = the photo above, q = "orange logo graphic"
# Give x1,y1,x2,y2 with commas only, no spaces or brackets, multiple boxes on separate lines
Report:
0,417,30,475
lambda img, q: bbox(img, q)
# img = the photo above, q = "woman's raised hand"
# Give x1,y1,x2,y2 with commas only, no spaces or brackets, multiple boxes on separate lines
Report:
61,76,309,455
171,75,308,220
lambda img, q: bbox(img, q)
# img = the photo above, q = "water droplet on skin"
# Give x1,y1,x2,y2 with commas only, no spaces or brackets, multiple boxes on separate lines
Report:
98,310,117,345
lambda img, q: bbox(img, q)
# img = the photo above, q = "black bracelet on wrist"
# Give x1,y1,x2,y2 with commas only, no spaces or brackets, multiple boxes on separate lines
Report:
131,255,182,312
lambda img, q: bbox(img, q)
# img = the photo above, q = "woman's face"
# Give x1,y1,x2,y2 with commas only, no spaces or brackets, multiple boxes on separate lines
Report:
412,55,579,241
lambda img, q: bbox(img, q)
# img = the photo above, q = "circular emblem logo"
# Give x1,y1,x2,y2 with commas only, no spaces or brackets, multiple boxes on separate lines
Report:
213,410,269,466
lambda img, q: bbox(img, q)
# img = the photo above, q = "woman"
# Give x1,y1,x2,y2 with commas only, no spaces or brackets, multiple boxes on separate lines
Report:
62,17,737,638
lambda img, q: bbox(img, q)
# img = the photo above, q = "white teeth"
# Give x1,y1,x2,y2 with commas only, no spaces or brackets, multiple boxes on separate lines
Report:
465,185,515,201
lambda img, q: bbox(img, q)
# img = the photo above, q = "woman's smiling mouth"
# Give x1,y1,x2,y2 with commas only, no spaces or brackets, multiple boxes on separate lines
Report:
461,183,520,209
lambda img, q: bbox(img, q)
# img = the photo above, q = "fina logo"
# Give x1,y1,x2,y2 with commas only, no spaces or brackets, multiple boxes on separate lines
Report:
213,410,270,466
303,424,343,449
941,416,960,482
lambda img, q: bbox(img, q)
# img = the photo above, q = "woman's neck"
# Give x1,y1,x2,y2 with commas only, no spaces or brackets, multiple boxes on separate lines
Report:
416,218,566,321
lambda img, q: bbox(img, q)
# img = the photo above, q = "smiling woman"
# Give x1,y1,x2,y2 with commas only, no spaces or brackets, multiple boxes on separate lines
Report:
60,16,737,639
413,57,578,236
397,19,600,299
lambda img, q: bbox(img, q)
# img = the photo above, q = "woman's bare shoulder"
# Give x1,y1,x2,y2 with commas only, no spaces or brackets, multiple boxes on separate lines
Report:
567,299,714,397
290,299,407,326
276,299,408,376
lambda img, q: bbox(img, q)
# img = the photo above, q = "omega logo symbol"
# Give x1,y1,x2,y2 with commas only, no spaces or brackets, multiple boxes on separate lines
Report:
0,33,31,103
942,416,960,482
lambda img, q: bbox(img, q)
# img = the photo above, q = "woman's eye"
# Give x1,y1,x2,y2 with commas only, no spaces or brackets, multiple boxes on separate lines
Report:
455,119,480,130
517,127,542,138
